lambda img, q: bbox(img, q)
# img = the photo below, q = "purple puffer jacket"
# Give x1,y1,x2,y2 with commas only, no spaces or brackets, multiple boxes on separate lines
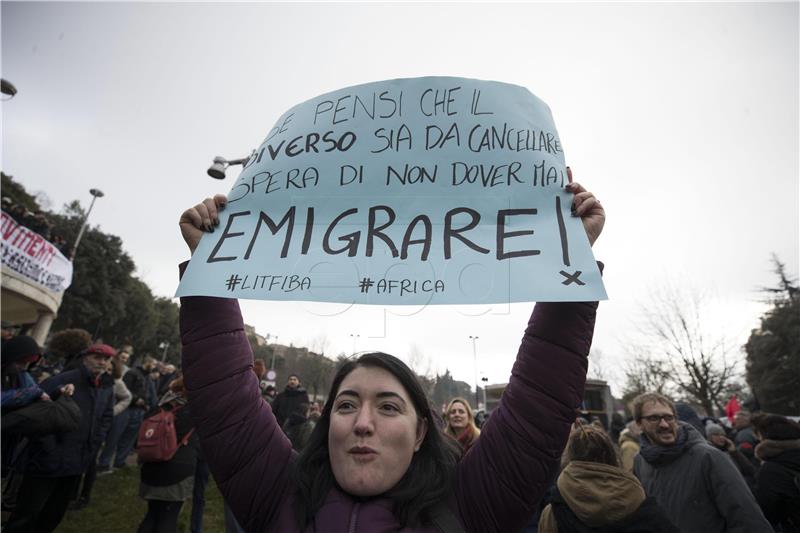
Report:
180,280,597,533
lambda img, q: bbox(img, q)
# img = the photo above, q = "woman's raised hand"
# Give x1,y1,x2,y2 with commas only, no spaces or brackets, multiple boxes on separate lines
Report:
179,194,228,255
565,168,605,247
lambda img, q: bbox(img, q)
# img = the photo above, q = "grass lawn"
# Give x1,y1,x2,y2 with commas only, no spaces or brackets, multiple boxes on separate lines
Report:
4,465,227,533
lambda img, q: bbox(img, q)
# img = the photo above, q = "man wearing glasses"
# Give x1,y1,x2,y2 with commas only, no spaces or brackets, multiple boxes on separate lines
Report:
632,392,771,533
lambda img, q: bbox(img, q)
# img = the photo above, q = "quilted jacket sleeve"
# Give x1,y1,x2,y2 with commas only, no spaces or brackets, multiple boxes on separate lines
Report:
180,265,294,533
456,299,598,533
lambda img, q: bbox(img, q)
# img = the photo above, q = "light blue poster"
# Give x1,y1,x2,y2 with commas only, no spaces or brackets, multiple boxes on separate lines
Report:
176,77,607,305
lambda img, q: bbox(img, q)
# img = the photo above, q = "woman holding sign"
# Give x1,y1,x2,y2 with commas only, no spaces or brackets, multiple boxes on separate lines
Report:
177,177,604,532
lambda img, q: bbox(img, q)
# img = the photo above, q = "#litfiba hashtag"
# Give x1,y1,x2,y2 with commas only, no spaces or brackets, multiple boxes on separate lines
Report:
225,274,242,291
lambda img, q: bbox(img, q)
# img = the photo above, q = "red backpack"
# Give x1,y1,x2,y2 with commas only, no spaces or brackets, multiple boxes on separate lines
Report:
136,404,194,463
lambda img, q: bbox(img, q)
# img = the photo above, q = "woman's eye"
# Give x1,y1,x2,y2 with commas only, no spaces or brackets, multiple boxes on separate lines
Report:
380,403,400,413
335,401,356,411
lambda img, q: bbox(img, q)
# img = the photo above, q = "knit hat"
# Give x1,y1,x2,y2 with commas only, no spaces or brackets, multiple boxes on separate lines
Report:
2,335,43,367
705,422,725,437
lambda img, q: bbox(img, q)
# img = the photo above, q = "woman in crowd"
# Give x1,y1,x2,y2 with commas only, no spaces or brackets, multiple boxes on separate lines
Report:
617,420,641,473
177,177,604,531
704,421,757,490
444,397,481,454
539,425,679,533
137,376,199,533
751,413,800,532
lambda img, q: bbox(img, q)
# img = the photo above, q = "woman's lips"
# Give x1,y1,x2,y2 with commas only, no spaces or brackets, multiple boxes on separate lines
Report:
348,446,378,462
349,446,377,454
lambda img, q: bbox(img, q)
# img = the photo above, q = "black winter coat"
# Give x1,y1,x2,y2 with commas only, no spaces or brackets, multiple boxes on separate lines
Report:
123,366,152,409
26,364,114,477
271,386,309,427
140,401,199,487
755,442,800,533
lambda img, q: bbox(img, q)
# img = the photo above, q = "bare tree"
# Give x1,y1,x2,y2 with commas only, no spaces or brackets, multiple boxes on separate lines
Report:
296,351,335,402
406,343,435,379
637,286,738,416
406,344,435,396
587,348,608,381
620,346,673,410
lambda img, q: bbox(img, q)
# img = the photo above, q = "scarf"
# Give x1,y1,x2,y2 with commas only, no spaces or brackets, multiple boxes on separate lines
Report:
639,424,690,466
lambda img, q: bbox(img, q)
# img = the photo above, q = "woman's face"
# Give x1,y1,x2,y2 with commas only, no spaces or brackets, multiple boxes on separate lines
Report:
328,365,427,497
448,402,469,430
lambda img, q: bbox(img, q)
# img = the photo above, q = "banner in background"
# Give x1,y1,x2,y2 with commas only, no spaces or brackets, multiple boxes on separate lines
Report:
1,211,73,293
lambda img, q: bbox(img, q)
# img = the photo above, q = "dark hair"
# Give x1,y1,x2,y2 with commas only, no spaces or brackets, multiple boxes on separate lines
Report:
751,413,800,441
562,424,620,468
292,352,460,529
110,357,124,380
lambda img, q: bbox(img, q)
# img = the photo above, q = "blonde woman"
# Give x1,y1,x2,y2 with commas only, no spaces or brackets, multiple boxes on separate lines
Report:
444,397,481,453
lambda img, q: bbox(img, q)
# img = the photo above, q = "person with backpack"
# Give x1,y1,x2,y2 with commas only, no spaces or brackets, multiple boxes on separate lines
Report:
751,413,800,532
136,375,199,533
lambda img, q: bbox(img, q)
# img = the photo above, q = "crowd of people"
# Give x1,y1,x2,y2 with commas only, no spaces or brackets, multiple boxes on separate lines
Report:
2,182,798,532
3,328,799,533
1,197,71,257
0,333,186,532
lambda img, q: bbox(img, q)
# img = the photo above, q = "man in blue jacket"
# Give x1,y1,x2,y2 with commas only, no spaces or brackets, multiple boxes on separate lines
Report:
4,343,115,533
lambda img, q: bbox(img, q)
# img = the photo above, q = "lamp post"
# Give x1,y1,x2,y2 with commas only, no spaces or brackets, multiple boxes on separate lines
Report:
71,188,104,259
159,341,170,362
470,336,479,408
481,376,489,410
350,334,360,355
266,334,279,370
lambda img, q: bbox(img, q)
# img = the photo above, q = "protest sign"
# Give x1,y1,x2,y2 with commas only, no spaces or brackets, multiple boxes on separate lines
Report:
176,77,607,305
1,211,73,293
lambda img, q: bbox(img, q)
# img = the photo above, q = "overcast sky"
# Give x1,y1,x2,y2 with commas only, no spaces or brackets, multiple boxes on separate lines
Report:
3,1,798,396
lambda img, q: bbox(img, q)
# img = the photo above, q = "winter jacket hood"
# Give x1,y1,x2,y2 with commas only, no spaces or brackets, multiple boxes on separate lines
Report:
755,438,800,462
557,461,645,527
619,428,638,447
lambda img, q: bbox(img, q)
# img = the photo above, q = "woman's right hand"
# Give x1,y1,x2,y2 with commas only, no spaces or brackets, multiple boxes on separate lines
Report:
179,194,228,255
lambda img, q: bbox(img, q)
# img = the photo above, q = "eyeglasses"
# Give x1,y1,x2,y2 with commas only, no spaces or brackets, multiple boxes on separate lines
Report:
640,414,676,424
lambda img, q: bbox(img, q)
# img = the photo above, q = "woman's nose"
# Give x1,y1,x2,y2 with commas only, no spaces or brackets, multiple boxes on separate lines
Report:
353,406,375,436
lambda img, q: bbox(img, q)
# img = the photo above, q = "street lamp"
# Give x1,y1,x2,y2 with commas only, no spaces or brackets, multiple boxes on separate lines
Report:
71,188,104,259
207,151,254,179
350,334,360,355
266,334,279,370
481,376,489,410
1,79,17,99
470,336,480,408
158,341,170,362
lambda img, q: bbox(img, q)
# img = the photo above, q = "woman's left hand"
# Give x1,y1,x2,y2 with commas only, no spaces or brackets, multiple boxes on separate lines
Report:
566,168,605,247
